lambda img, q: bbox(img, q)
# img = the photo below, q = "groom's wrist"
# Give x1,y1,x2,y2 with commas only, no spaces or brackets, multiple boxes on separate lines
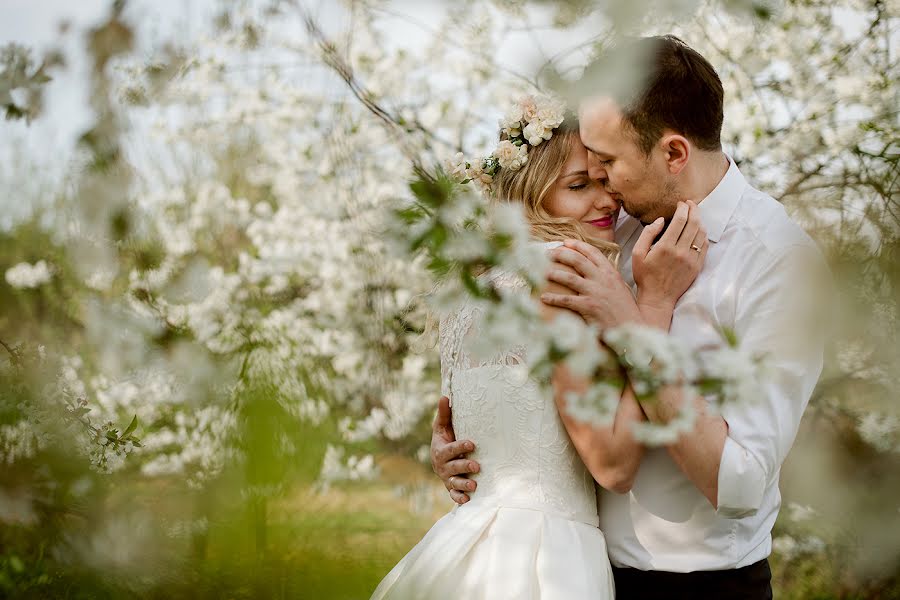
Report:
636,297,675,331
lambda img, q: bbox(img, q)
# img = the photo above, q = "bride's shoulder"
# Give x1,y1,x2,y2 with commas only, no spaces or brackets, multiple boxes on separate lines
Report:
478,240,563,287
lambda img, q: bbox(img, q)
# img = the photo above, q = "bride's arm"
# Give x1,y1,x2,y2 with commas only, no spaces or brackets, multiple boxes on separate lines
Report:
539,275,647,494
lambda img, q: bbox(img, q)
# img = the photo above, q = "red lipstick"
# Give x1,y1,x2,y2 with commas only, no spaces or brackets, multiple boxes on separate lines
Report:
587,216,614,228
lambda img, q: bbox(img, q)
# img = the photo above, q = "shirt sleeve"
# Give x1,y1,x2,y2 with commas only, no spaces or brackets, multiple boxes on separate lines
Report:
715,245,830,518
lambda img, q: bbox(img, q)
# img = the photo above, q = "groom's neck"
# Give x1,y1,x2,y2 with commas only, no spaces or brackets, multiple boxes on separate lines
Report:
681,150,730,206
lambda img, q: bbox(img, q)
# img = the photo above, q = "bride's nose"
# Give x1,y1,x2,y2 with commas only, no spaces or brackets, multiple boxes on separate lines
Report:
592,185,619,210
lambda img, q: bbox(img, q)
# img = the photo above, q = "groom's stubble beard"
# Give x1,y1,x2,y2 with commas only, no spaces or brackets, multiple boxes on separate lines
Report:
622,173,680,226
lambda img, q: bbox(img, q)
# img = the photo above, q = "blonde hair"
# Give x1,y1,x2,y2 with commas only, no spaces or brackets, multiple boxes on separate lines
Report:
490,116,620,266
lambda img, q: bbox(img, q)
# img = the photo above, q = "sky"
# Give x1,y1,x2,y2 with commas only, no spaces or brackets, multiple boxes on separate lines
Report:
0,0,229,223
0,0,217,157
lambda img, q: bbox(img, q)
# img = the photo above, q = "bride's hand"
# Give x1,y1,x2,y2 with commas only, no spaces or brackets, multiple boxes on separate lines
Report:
632,201,708,329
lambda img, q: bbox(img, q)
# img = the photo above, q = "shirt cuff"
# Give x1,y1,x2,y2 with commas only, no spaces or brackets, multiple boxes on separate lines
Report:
716,435,767,519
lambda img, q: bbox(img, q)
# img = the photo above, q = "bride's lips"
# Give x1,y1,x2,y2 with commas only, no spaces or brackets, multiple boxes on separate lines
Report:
586,215,614,228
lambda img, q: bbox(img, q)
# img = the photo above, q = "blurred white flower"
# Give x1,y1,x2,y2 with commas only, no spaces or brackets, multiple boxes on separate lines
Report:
446,151,469,182
564,383,620,427
320,444,379,484
630,390,697,445
772,534,799,559
5,260,53,289
857,412,899,453
787,502,817,522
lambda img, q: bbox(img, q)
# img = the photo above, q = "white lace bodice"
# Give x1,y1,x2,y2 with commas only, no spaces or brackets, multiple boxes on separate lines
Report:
438,242,599,526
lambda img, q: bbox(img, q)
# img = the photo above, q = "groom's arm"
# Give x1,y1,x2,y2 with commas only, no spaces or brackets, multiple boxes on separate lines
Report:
638,247,829,515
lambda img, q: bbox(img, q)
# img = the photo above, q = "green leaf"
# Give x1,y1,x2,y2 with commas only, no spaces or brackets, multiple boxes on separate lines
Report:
9,555,24,573
461,270,480,297
427,224,448,249
696,378,723,395
719,327,739,347
123,414,138,437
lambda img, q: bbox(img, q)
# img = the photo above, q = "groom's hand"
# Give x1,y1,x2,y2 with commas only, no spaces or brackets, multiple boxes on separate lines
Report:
431,395,480,504
541,241,642,329
632,200,708,315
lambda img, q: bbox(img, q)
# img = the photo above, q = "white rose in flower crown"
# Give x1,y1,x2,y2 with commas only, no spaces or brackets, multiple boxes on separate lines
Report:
523,121,553,146
499,105,524,137
519,95,539,122
494,140,528,170
535,105,565,130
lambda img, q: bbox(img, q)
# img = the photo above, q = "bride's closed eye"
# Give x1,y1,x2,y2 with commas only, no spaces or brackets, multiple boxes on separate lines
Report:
568,183,588,191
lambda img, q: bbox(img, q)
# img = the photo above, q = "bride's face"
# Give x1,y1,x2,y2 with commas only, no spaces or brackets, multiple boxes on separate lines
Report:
543,136,620,242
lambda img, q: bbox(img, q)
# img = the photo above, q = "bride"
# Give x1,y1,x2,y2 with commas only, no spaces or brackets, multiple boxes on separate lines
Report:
372,96,706,599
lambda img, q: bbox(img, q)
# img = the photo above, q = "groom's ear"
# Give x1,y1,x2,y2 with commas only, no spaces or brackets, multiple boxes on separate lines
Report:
660,134,690,175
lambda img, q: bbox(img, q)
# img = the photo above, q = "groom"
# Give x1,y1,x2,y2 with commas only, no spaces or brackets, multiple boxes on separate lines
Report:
430,35,828,598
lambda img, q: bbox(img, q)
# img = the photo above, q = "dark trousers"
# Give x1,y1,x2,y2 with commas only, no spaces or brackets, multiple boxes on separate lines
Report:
612,558,773,600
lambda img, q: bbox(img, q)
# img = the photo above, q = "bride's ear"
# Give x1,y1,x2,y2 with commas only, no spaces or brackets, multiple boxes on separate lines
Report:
660,134,690,175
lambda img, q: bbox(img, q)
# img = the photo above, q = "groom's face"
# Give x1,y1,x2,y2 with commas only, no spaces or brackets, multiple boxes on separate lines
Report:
579,97,677,224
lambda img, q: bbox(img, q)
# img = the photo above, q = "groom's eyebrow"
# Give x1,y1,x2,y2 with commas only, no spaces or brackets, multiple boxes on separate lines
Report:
583,144,612,158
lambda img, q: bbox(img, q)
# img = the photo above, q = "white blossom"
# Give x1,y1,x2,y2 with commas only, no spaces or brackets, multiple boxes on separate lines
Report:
857,413,899,453
564,383,620,427
5,260,52,289
319,444,379,484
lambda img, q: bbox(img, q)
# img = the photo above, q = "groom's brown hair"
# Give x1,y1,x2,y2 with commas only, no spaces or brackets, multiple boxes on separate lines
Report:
602,35,724,155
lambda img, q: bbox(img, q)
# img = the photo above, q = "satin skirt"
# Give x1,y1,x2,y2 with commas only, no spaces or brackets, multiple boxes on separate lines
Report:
371,500,615,599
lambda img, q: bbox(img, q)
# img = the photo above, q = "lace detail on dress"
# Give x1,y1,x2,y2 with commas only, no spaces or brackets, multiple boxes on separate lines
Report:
437,241,597,523
439,266,532,396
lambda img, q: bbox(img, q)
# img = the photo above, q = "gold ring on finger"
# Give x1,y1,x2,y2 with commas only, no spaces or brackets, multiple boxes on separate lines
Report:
690,243,702,252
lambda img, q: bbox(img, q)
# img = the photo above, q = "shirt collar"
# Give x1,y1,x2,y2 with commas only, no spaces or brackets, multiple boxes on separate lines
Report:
698,155,746,243
614,210,641,246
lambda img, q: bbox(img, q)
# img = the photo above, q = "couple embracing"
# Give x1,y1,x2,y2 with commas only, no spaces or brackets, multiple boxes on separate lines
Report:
373,35,827,599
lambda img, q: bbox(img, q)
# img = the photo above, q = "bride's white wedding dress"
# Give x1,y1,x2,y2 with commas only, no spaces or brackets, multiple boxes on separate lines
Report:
372,241,615,599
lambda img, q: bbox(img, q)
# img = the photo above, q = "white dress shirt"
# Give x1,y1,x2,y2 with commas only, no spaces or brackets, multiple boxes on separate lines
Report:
600,157,827,572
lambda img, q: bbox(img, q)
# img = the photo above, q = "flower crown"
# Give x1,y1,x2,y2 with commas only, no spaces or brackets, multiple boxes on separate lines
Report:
447,94,568,193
